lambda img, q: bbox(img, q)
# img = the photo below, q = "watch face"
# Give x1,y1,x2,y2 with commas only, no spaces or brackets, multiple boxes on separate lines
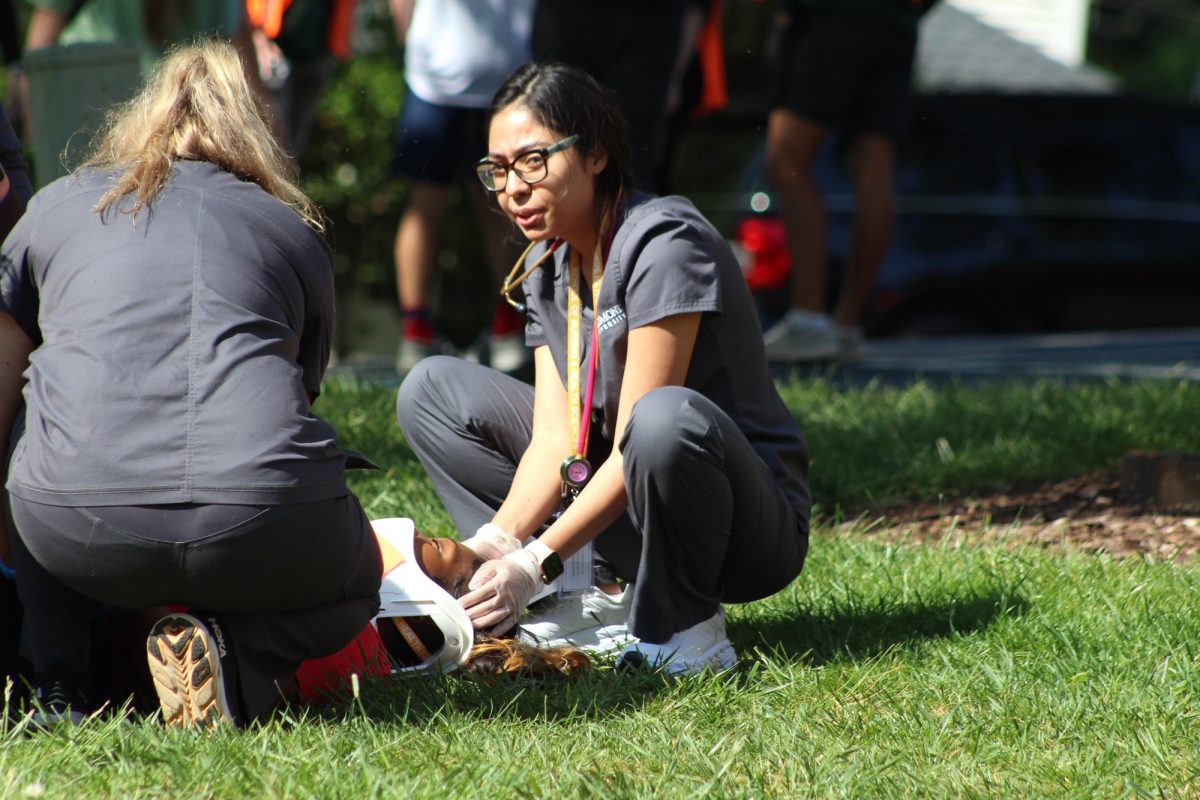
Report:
561,455,592,488
540,550,564,583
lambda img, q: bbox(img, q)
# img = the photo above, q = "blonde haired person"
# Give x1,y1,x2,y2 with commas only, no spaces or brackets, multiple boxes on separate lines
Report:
0,39,382,729
81,36,319,227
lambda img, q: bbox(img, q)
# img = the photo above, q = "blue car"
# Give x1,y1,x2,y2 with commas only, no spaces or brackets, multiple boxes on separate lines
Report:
727,92,1200,337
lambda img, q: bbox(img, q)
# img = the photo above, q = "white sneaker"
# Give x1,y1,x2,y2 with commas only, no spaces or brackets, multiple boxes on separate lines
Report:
763,309,843,362
616,608,736,676
517,586,635,656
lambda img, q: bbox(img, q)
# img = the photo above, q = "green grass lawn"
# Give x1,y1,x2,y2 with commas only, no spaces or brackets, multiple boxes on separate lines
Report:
4,377,1199,799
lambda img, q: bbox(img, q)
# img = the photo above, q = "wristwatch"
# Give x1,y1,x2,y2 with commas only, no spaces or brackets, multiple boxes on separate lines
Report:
538,549,564,584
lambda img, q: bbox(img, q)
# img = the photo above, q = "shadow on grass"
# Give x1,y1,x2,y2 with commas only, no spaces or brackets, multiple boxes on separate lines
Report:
296,660,672,727
733,589,1030,667
298,590,1029,726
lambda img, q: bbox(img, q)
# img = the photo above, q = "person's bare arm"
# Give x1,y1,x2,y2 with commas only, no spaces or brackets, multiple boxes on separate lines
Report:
24,7,67,51
389,0,416,43
231,10,290,151
536,312,702,560
9,8,70,141
458,313,702,633
0,311,32,567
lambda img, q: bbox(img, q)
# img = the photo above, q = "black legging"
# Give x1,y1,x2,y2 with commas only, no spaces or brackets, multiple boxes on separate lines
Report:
11,494,381,723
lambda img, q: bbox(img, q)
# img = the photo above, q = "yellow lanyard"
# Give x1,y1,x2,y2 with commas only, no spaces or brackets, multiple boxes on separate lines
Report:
497,202,618,498
566,241,605,460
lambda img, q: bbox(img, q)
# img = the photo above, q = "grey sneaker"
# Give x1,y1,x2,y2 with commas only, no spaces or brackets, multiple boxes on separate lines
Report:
146,613,236,729
517,586,635,655
488,332,530,374
763,310,843,362
28,675,88,728
837,325,865,363
396,335,457,375
616,608,736,675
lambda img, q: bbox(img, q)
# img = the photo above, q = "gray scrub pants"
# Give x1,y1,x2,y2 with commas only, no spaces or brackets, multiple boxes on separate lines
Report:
11,493,382,724
396,356,808,644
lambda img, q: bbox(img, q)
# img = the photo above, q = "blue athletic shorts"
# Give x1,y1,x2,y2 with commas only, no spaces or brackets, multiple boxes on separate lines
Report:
391,88,488,185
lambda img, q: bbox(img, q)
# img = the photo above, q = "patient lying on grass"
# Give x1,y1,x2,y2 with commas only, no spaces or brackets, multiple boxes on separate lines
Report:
404,522,591,675
295,518,590,703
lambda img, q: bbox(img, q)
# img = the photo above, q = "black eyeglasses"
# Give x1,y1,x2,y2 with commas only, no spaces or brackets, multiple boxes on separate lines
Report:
475,135,579,191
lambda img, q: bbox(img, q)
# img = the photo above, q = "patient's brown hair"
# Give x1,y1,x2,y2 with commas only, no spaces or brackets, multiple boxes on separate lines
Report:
378,615,592,678
463,635,591,677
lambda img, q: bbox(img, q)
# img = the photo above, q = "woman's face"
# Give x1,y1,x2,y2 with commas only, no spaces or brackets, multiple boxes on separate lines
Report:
486,102,607,250
413,535,483,599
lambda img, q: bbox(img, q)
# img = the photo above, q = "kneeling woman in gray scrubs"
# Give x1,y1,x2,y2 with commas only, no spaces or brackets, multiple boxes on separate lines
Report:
0,40,381,727
396,62,811,674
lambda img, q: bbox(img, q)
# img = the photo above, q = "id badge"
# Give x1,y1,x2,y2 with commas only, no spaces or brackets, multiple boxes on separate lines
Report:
557,540,594,597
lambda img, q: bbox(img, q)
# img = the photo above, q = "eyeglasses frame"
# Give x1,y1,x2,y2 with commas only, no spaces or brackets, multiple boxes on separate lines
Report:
475,134,580,192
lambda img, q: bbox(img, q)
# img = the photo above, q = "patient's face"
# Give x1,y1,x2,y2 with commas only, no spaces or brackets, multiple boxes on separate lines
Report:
413,535,483,599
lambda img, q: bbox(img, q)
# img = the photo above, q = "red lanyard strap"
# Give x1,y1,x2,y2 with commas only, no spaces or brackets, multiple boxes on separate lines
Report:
563,195,621,488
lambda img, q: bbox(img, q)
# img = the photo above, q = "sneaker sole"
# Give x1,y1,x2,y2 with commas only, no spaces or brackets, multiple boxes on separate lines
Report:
519,624,637,657
763,341,844,362
29,708,86,728
146,613,234,729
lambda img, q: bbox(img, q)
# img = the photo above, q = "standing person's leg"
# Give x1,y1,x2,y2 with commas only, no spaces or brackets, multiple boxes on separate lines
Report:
763,109,846,361
461,111,527,376
395,181,452,364
278,56,335,159
760,10,847,362
762,9,893,362
616,387,807,673
766,111,829,318
834,133,895,329
392,91,470,373
831,17,915,342
469,188,527,372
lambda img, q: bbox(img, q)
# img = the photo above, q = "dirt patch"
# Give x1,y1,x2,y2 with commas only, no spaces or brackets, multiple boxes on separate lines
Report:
841,471,1200,562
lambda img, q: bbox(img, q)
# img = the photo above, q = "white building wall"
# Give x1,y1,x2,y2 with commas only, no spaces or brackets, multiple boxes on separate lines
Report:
946,0,1090,66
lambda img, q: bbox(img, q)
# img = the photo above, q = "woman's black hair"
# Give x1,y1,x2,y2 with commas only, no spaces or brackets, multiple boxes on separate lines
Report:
488,61,634,211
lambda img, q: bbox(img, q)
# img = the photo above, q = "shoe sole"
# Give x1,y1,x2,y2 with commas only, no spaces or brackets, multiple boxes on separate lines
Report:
146,613,235,729
519,623,637,657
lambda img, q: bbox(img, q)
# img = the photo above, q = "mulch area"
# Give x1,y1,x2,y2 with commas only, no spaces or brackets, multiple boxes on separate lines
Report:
839,471,1200,563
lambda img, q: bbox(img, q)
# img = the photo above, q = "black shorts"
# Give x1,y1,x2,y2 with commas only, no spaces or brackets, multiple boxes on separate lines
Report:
767,9,917,138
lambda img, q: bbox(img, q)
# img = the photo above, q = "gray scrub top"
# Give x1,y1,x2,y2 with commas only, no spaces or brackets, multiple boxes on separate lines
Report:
520,193,811,523
0,160,349,506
